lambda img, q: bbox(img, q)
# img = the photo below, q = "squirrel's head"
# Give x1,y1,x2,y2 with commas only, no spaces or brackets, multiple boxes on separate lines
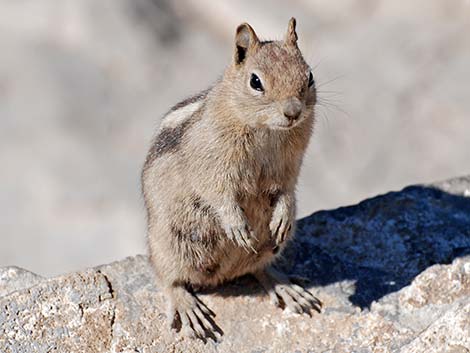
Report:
226,18,316,130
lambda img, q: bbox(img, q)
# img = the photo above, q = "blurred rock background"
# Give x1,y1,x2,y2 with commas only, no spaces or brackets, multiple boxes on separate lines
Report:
0,0,469,276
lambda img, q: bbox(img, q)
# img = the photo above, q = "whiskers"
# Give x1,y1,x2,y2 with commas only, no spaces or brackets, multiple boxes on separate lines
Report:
314,74,350,126
315,74,345,90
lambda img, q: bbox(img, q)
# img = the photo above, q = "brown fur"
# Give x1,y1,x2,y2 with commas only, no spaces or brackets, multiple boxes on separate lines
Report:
142,18,319,340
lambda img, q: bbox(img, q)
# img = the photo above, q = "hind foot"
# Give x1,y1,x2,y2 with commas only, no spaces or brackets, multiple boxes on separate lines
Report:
254,267,322,315
166,285,223,342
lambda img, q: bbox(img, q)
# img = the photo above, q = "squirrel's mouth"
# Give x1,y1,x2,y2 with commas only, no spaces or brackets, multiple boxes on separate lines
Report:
269,117,303,130
269,123,296,131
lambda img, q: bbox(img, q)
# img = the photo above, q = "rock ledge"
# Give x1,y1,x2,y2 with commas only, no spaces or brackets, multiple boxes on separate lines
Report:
1,176,470,353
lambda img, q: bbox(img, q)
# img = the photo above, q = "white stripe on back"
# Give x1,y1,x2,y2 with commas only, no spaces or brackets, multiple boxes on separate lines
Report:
160,101,203,129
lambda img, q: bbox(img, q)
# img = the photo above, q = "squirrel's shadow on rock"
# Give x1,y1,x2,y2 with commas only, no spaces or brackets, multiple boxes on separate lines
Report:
204,185,470,309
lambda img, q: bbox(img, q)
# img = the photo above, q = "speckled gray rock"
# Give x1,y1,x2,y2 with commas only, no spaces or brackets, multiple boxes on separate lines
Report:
1,176,469,352
0,267,43,298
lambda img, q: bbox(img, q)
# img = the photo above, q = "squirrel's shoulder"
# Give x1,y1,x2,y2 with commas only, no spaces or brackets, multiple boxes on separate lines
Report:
143,87,213,168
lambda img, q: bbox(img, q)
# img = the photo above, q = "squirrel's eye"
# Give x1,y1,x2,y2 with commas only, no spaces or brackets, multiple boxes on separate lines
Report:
308,71,315,88
250,73,264,92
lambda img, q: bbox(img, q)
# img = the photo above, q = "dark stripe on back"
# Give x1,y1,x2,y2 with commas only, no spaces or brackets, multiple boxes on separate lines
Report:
149,119,192,157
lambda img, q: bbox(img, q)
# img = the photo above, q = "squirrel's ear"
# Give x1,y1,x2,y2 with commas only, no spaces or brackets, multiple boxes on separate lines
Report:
234,23,259,65
285,17,298,47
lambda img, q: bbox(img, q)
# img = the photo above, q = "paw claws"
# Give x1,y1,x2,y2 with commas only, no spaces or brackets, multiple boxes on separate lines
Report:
172,299,223,342
226,225,257,253
270,216,293,246
270,283,322,316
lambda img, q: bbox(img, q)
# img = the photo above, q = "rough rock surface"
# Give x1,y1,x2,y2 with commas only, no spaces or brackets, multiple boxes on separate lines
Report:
0,267,43,298
1,176,469,352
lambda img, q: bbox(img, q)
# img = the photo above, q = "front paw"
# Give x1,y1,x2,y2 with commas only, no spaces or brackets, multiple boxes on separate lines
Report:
223,219,257,253
270,208,293,246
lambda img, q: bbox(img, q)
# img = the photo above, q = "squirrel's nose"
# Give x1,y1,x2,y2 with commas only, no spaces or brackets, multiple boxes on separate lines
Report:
283,98,302,121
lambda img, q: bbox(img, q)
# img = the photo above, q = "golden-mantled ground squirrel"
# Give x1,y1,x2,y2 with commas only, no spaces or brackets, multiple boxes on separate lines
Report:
142,18,321,340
